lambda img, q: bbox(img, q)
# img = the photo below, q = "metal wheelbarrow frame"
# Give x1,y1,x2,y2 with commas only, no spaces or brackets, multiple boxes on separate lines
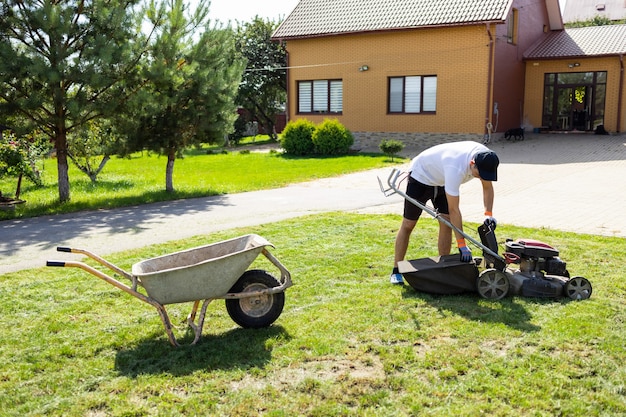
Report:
47,234,292,346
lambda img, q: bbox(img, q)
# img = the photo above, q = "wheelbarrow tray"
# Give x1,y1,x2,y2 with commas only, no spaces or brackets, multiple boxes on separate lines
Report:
132,234,273,304
398,255,479,295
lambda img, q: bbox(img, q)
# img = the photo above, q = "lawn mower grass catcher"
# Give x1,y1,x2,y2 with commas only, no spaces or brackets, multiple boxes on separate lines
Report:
379,169,592,301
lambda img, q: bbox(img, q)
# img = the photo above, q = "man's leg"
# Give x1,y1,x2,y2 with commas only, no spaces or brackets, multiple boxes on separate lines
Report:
390,217,417,284
437,214,452,256
391,177,427,284
395,217,418,265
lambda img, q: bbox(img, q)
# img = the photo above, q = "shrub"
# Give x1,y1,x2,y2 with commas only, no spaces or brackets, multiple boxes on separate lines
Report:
379,139,405,161
280,119,316,155
312,119,354,155
0,131,47,198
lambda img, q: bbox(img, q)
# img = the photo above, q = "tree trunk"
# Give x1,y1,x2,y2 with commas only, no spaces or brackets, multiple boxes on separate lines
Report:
253,103,277,141
56,131,71,202
15,174,23,199
165,147,176,193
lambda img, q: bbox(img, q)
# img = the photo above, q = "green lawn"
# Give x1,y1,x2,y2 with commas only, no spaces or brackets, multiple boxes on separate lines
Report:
1,213,624,416
0,144,393,220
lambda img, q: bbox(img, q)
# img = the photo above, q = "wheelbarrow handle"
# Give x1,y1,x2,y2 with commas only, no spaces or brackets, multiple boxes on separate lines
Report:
56,247,72,253
46,261,66,267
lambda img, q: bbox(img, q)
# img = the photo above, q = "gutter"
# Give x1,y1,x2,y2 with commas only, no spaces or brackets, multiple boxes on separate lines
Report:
286,49,291,125
485,24,495,138
619,54,624,133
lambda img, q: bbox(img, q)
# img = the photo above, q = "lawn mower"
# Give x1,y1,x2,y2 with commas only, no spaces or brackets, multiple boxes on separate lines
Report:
379,169,592,301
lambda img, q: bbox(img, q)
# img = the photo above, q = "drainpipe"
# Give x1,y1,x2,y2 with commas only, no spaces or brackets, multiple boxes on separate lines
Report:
285,48,290,125
618,54,624,133
485,24,495,140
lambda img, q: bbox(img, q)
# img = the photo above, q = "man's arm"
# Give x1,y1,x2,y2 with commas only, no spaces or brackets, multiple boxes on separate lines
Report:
481,179,494,214
445,193,464,240
446,193,472,262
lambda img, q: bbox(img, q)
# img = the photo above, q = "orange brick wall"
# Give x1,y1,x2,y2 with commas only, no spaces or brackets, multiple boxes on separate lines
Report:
285,25,493,135
524,57,625,133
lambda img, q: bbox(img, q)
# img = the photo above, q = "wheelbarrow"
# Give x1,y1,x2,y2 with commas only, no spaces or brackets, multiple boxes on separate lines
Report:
47,234,292,346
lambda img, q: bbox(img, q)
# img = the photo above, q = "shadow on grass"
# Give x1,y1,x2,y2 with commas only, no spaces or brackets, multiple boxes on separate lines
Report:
114,325,291,377
402,288,542,332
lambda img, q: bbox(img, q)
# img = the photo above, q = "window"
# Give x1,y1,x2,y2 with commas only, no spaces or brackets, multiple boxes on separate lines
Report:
507,8,519,45
388,75,437,113
298,80,342,114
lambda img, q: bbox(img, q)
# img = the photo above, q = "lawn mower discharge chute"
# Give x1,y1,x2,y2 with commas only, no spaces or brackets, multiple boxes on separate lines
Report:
379,169,592,301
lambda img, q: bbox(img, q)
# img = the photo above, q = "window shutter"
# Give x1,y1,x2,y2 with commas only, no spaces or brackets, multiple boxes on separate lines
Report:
389,78,403,112
313,80,328,112
405,76,421,113
299,82,312,113
423,76,437,112
330,81,343,113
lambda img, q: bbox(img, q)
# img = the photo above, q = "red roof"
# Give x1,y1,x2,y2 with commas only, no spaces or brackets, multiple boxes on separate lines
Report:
525,24,626,58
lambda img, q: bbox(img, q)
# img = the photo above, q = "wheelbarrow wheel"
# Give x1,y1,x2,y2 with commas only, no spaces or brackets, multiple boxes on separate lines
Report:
225,270,285,328
565,276,592,300
477,269,509,300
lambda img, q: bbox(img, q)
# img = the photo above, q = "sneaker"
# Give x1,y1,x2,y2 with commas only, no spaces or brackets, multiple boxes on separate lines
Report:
389,273,404,285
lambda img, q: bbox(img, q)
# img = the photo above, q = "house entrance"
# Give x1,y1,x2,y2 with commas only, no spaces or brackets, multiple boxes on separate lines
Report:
542,71,606,131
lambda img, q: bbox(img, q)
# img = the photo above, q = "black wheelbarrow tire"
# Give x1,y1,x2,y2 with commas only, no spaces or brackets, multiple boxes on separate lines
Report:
477,269,509,300
225,269,285,328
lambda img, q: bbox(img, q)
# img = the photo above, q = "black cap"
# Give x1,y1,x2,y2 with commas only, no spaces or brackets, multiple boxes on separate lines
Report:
474,151,499,181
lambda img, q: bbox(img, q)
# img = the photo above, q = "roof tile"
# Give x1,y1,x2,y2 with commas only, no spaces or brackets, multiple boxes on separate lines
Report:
525,24,626,58
273,0,512,39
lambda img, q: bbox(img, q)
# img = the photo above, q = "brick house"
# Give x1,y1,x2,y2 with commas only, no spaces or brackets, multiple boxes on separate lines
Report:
272,0,625,149
523,24,626,133
562,0,626,23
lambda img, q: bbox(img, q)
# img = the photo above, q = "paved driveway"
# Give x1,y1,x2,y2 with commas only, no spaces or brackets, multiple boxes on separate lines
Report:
1,133,624,274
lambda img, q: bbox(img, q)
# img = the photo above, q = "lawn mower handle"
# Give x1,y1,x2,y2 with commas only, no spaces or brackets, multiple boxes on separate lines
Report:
380,168,504,262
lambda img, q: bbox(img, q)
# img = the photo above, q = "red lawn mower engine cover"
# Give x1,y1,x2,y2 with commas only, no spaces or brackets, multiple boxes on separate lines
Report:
504,239,569,277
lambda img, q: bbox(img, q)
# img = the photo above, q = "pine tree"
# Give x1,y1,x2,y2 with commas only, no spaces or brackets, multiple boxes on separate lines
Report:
127,0,245,192
0,0,144,202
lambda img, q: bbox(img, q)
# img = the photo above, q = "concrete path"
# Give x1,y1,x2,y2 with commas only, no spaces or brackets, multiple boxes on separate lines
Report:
1,133,624,274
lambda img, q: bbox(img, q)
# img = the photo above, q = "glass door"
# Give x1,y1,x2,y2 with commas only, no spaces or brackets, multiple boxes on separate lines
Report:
556,87,573,130
542,72,606,131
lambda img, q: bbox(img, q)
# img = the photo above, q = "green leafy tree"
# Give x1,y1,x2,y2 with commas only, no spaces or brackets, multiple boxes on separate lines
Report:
67,119,121,183
235,17,287,141
0,0,145,202
565,15,623,28
0,130,48,199
125,0,244,192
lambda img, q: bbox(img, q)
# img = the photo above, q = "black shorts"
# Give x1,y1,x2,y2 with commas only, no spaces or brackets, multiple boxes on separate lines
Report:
403,176,449,221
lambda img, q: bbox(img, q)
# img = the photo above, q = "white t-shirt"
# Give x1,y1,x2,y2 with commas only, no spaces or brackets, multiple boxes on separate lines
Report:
409,141,490,197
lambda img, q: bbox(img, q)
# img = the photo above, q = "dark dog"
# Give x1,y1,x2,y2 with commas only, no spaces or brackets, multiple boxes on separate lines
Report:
504,128,524,141
595,125,609,135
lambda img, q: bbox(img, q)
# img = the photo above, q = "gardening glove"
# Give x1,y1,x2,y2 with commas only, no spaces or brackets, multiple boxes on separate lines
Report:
457,239,472,263
484,211,497,230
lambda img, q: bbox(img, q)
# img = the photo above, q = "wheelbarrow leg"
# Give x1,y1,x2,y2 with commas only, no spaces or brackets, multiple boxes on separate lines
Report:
152,303,181,347
187,299,212,345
